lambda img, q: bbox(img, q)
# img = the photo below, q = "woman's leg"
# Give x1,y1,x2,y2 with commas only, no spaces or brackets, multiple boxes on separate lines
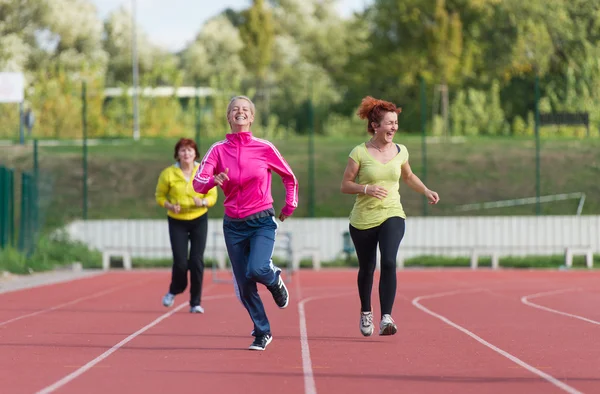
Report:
349,224,379,313
168,217,189,296
188,214,208,308
245,217,279,286
223,220,271,337
377,217,406,316
246,216,288,308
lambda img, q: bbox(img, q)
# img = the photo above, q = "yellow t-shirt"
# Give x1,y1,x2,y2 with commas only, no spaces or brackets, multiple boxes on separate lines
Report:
348,143,409,230
155,163,218,220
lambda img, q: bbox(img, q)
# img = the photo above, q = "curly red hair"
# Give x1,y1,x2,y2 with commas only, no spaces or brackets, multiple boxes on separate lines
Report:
173,138,199,161
356,96,402,134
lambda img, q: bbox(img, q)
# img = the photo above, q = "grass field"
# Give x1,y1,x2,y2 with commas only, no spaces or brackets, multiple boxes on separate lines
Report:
1,134,599,228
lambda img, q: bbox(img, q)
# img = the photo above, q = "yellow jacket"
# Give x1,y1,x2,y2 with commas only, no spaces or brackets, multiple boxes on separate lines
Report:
155,162,218,220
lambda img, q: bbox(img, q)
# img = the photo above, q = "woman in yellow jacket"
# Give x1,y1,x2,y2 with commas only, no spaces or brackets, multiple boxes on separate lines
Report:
156,138,218,313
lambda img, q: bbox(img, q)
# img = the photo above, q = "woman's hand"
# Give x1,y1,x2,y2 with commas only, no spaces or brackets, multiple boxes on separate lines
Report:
165,202,181,214
214,168,229,186
193,197,206,207
278,211,290,222
365,185,388,200
424,189,440,204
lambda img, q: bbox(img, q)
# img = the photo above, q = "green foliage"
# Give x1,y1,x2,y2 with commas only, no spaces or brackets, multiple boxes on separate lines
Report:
450,81,509,135
238,0,274,81
1,0,599,140
403,254,598,269
0,231,101,274
0,247,28,274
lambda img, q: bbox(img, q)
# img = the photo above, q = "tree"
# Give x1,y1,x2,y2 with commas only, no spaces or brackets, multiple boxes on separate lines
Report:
238,0,275,124
181,15,246,85
0,0,47,71
103,6,159,85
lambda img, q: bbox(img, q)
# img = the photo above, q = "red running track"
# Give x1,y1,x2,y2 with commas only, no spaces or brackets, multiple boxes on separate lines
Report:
0,269,599,394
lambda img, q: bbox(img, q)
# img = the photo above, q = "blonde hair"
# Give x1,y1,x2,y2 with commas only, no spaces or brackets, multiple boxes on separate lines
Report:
227,95,256,116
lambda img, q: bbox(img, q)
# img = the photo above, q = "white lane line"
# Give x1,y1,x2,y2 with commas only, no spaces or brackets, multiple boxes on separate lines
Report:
35,291,232,394
412,289,583,394
298,292,355,394
522,288,600,326
0,280,148,327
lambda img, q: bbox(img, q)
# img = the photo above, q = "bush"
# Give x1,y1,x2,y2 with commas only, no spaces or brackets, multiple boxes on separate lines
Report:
0,231,102,274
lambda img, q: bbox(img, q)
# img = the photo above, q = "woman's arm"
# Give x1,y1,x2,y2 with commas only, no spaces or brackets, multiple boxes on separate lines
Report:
203,186,218,208
340,158,387,199
155,169,169,208
156,170,180,212
193,144,219,193
266,143,299,219
401,160,440,204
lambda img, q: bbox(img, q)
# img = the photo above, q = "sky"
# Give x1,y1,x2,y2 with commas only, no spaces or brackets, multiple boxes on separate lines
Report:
90,0,371,52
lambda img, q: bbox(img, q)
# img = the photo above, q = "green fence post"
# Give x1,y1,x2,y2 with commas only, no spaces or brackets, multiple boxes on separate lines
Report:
420,76,428,216
33,139,39,235
82,81,88,220
307,97,316,218
534,75,541,215
29,172,37,255
19,102,25,145
7,168,14,246
195,82,201,152
18,173,30,252
0,166,6,248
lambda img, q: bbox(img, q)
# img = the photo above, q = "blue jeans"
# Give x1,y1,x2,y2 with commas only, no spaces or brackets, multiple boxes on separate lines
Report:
223,216,280,336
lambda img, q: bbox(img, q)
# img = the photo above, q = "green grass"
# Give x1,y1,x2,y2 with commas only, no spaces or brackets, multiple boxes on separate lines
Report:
1,135,599,227
0,231,102,274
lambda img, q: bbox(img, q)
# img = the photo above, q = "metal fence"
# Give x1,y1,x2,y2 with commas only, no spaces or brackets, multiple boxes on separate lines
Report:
0,78,598,266
0,164,42,254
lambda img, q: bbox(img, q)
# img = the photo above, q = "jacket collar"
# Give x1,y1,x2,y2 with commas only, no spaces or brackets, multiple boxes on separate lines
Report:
174,161,199,168
226,131,253,145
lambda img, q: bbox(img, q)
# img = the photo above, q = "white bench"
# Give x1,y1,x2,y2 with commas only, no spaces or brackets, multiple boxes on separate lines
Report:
470,249,500,270
101,249,132,271
565,247,594,269
292,248,321,270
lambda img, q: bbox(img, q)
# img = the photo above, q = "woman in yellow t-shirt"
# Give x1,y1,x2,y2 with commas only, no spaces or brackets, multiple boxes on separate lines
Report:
341,96,440,337
156,138,218,313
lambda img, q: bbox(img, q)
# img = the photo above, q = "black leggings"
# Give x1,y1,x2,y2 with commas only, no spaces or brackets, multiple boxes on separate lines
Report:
349,217,405,315
168,214,208,307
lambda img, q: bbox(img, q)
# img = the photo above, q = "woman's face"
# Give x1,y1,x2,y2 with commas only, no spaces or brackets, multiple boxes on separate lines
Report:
178,146,196,165
228,99,254,130
373,111,398,143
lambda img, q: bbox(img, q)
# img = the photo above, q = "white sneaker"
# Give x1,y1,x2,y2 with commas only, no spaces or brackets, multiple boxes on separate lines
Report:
189,305,204,313
379,314,397,336
162,293,175,307
360,311,374,336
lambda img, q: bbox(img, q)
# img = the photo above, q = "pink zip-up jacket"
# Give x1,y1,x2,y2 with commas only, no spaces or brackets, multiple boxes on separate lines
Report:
193,131,299,219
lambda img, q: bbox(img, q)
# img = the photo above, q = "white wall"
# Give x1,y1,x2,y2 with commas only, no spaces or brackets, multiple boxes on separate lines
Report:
65,216,600,263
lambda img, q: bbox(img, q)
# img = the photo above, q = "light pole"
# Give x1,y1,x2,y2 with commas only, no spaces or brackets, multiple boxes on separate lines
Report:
132,0,140,141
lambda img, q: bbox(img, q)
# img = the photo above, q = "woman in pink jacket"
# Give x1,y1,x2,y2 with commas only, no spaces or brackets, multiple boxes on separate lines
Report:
193,96,299,351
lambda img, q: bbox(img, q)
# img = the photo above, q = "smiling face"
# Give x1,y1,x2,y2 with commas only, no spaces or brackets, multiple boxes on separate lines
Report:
227,98,255,131
177,146,196,165
372,111,398,143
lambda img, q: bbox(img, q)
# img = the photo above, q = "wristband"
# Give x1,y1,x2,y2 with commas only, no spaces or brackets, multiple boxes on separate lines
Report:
363,184,368,194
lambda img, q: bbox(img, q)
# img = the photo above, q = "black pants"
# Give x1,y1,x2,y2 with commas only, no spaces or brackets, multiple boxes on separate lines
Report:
349,217,405,315
168,214,208,307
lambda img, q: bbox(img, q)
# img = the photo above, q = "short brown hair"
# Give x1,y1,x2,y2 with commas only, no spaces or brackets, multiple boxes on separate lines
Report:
356,96,402,134
173,138,199,161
